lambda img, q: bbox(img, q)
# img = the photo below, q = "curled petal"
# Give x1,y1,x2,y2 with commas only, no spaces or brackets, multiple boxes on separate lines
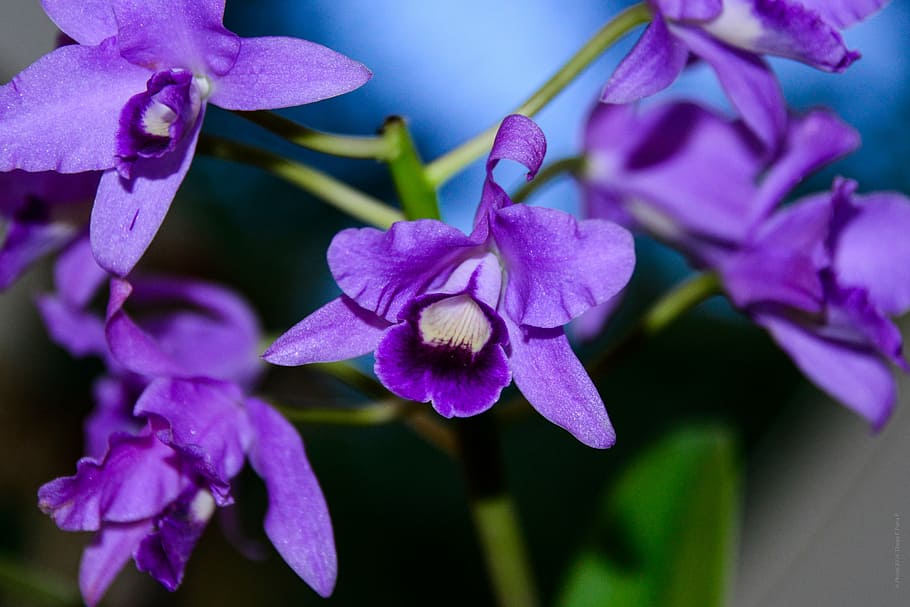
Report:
38,432,182,531
135,378,252,502
494,205,635,328
246,398,337,598
0,41,150,173
264,296,390,366
505,318,615,448
328,220,477,321
211,37,371,110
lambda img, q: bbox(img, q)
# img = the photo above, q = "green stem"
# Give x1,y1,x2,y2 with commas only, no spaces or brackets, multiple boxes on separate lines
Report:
382,116,441,220
197,135,404,229
425,3,651,187
592,271,722,374
512,156,586,203
235,111,393,159
310,361,390,399
457,416,539,607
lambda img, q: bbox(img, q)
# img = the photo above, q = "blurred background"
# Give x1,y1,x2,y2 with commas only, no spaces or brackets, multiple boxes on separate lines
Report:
1,1,909,605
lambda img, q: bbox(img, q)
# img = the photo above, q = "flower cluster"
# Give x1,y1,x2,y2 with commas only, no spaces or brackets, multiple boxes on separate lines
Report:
0,0,906,604
36,243,336,604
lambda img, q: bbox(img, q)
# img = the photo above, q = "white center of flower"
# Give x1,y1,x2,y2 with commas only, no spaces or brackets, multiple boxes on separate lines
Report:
142,102,178,138
701,0,764,50
189,489,217,523
418,294,492,354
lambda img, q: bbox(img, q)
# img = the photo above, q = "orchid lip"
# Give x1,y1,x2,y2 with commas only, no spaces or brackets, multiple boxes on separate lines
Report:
417,294,492,355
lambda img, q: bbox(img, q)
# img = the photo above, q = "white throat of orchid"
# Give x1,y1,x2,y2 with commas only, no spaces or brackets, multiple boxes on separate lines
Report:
701,0,764,51
418,295,492,354
190,489,217,523
142,102,178,138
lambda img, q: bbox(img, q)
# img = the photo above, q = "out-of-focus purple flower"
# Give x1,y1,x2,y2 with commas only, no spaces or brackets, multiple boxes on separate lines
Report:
265,115,635,449
582,100,859,265
37,264,337,603
0,0,372,276
0,170,100,289
718,178,910,428
602,0,889,147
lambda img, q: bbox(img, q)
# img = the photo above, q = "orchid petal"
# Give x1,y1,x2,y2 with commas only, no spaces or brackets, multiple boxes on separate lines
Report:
493,205,634,328
105,278,182,377
85,377,141,459
246,398,337,598
654,0,723,21
55,235,108,308
797,0,890,28
79,521,152,607
37,295,108,359
210,37,371,110
673,25,787,150
505,318,615,448
0,221,74,290
264,296,390,366
758,314,895,429
0,41,150,172
135,378,251,500
832,189,910,316
90,107,203,277
113,0,240,77
328,220,477,321
704,0,858,71
38,432,182,531
125,277,262,385
600,18,688,105
753,110,860,218
40,0,117,46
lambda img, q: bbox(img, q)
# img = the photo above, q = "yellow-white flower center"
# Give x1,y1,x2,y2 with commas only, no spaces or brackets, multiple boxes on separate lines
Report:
142,102,177,138
418,295,492,354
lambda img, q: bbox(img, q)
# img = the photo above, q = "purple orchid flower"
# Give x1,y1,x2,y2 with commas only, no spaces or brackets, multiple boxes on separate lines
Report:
37,260,337,603
0,0,371,277
0,170,100,290
602,0,889,147
718,178,910,428
265,115,635,448
582,100,859,266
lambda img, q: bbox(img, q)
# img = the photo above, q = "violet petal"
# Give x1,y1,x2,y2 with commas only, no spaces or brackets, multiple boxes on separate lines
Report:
264,296,390,366
600,18,688,105
0,40,151,173
797,0,890,28
328,220,477,321
493,205,634,328
505,317,616,448
113,0,240,77
40,0,118,46
211,36,371,110
90,106,204,277
79,521,152,607
758,313,895,430
246,398,337,598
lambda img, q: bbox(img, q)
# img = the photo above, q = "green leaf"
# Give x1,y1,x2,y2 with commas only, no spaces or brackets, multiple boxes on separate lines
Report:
558,425,740,607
